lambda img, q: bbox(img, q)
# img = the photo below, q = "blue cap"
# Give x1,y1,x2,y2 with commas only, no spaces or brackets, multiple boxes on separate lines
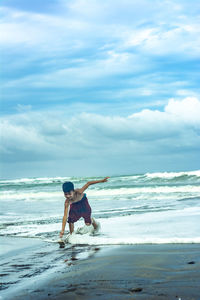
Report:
62,182,74,193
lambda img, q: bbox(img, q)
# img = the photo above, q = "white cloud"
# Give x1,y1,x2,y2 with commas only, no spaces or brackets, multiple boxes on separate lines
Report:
1,1,199,58
4,51,145,89
0,6,89,50
122,21,200,57
165,97,200,124
1,1,199,95
129,96,200,125
1,97,200,164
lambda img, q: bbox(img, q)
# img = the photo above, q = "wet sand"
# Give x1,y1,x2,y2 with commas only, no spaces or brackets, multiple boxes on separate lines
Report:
1,241,200,300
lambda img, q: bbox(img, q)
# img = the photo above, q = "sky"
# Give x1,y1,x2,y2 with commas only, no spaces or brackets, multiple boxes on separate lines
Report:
0,0,200,179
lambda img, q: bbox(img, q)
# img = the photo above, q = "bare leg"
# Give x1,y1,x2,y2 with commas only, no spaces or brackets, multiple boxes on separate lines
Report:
69,223,74,234
85,218,97,229
91,218,98,230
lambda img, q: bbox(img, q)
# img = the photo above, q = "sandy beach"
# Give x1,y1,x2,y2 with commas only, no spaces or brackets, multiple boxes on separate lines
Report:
1,240,200,300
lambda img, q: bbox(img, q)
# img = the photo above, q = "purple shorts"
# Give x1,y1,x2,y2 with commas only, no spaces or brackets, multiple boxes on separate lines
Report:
67,195,92,224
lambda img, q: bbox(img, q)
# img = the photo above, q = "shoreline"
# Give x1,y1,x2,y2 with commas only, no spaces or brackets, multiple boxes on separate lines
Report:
1,240,200,300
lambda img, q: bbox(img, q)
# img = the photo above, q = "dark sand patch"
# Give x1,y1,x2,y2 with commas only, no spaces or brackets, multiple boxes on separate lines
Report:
1,244,199,300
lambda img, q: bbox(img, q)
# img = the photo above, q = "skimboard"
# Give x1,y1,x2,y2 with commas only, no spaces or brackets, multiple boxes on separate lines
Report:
57,220,101,248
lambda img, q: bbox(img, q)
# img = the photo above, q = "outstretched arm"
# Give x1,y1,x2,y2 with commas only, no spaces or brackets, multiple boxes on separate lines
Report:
60,201,69,238
78,177,110,194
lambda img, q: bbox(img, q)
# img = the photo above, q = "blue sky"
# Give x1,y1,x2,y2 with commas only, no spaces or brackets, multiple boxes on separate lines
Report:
0,0,200,178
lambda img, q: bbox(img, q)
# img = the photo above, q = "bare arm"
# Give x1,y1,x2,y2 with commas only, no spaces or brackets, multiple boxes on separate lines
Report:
60,201,69,237
78,177,110,194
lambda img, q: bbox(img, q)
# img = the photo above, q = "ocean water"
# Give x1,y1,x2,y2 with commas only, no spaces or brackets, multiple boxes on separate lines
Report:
1,170,200,296
1,170,200,245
